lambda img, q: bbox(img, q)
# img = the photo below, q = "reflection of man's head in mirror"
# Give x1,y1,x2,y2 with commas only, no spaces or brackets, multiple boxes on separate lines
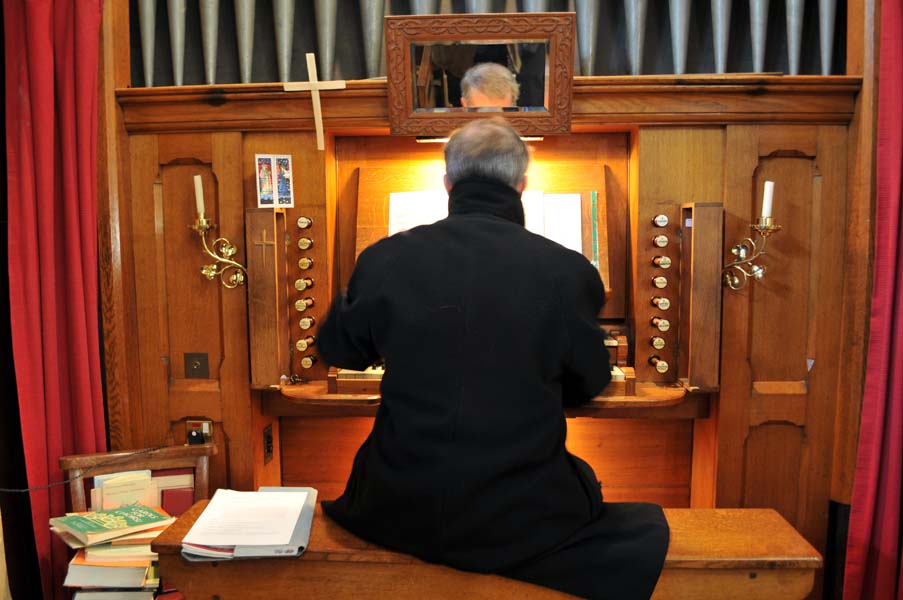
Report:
460,62,520,108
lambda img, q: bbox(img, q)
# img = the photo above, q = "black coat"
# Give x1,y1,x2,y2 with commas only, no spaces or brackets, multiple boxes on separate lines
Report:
320,177,667,597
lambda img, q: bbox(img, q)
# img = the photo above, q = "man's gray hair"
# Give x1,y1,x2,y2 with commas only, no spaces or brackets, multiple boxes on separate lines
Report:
461,62,520,104
444,118,529,189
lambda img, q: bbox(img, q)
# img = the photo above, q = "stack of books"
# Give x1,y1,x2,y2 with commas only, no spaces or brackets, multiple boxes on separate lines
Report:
92,469,195,516
50,504,174,598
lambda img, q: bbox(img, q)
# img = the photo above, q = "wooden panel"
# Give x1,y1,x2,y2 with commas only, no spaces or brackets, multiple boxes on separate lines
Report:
636,128,724,383
251,393,282,490
572,77,858,125
246,209,290,389
758,126,818,158
281,417,692,507
744,424,804,524
749,381,808,427
130,136,170,445
158,133,214,164
98,0,142,449
280,417,373,488
690,413,717,508
835,0,878,503
213,132,255,491
717,126,848,585
602,487,690,507
567,419,692,492
749,158,814,381
167,379,223,422
717,125,760,508
678,203,723,390
797,126,847,554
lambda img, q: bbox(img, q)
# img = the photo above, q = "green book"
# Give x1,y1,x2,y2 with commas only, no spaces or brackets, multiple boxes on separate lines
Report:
50,504,174,546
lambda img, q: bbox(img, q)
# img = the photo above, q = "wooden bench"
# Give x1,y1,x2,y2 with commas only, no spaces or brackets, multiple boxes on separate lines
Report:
154,502,822,599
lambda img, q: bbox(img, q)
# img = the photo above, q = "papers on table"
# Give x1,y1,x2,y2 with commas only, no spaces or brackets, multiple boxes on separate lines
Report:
181,487,317,560
387,189,583,254
183,489,306,547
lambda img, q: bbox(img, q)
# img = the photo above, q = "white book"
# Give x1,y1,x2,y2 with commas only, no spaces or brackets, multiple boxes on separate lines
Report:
181,488,316,560
232,487,317,558
92,470,151,489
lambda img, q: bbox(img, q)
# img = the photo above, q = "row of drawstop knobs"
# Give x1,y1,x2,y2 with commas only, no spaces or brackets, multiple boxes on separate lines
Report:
295,216,317,370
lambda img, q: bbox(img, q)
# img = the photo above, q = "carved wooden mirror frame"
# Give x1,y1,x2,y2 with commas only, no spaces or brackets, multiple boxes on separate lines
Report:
385,12,575,136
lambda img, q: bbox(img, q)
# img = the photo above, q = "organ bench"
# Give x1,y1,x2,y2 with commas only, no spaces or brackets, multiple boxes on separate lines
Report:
153,501,822,599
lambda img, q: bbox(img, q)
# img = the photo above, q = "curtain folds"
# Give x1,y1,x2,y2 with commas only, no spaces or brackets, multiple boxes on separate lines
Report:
4,1,106,597
843,0,903,598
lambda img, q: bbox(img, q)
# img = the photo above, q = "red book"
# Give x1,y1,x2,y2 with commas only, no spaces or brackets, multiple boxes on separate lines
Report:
161,487,194,517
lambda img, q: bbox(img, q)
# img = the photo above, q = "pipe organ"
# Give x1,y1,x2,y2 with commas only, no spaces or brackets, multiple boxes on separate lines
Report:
131,0,843,87
101,3,873,596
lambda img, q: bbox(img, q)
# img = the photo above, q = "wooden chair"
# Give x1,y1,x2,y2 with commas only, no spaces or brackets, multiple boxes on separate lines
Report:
59,444,216,513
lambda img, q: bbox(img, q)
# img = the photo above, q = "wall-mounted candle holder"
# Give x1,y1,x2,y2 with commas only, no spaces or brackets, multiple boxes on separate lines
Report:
191,217,247,288
722,216,781,290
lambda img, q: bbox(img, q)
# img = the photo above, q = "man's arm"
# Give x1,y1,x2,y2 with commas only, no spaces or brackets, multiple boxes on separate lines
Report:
317,249,383,371
560,258,611,407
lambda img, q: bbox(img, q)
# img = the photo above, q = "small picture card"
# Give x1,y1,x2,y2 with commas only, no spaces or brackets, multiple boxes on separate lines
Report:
256,155,275,207
256,154,295,208
274,156,294,207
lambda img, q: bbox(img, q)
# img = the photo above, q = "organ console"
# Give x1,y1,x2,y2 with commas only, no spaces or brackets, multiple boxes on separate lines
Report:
99,5,872,586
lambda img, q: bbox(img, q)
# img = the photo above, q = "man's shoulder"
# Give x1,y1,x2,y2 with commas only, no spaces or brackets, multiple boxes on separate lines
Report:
520,229,596,271
355,227,434,270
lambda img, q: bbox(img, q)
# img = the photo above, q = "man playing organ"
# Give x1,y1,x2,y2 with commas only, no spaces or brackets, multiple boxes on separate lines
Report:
319,117,670,600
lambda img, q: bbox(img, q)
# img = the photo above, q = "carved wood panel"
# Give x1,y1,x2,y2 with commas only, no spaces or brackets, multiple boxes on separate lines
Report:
718,124,847,565
129,132,254,491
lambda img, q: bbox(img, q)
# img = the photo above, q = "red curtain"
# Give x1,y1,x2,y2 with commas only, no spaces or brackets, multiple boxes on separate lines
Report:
844,0,903,598
4,1,107,598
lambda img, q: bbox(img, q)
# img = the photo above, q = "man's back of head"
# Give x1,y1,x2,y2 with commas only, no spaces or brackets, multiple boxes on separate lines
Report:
460,62,520,108
444,117,529,192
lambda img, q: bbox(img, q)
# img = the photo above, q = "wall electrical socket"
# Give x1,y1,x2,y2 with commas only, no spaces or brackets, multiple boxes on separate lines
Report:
186,420,213,445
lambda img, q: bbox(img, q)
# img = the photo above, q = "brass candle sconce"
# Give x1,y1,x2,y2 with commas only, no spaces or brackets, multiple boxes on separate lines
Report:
191,216,248,288
191,174,247,288
722,216,782,290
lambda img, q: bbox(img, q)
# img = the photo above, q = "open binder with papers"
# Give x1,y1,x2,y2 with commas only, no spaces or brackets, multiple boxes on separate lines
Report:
181,487,317,561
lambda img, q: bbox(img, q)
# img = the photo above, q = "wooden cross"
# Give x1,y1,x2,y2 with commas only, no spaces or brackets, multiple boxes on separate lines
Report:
284,53,347,151
253,228,276,266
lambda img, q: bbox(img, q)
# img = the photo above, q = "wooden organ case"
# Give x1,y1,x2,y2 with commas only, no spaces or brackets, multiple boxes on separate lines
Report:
99,5,874,595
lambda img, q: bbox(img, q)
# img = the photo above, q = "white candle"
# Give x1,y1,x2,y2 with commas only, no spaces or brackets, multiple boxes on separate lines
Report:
761,180,774,218
194,175,205,217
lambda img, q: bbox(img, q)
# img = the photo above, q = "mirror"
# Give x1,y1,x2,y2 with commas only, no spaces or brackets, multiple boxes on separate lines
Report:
412,41,549,111
386,13,575,136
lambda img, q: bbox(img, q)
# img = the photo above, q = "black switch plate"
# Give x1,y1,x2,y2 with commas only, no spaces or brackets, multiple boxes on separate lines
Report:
185,353,209,378
263,424,274,464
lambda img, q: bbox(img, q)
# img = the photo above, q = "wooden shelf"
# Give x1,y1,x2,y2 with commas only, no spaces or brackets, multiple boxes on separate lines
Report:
263,380,709,420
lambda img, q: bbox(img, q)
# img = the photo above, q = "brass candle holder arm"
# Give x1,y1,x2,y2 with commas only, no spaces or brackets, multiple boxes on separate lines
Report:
722,217,782,291
191,217,248,289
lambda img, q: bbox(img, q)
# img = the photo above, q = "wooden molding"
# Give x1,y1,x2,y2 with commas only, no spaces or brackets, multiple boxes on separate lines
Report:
116,76,861,134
